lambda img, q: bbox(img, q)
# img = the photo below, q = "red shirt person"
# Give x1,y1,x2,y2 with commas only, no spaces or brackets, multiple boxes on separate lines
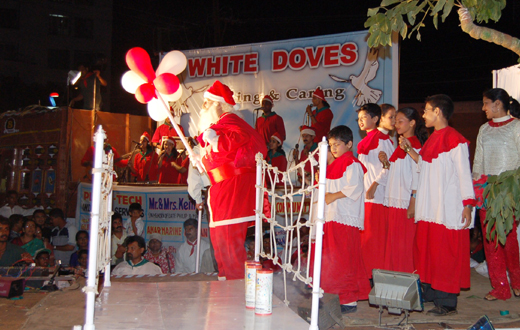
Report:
265,132,287,188
305,88,333,143
157,136,181,184
151,117,185,149
132,132,159,182
197,80,267,280
255,95,286,146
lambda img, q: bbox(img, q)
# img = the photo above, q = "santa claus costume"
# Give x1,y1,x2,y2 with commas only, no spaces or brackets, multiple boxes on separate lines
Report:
158,136,179,184
310,150,371,308
357,128,394,278
133,132,158,182
265,132,287,187
383,135,421,273
473,103,520,300
197,80,267,280
255,95,286,146
310,88,333,143
413,126,475,309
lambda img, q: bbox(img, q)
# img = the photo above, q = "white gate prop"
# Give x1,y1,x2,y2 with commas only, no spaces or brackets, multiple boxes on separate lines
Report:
255,137,328,330
83,126,116,330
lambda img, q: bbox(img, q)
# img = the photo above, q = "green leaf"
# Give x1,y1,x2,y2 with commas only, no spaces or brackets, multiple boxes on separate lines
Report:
431,0,446,16
433,13,438,29
407,11,416,25
400,21,408,39
367,7,380,17
416,30,421,41
441,0,454,22
381,0,402,6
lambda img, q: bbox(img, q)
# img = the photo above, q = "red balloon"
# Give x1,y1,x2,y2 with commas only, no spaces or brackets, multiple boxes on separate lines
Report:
126,47,156,83
135,83,156,104
154,73,180,95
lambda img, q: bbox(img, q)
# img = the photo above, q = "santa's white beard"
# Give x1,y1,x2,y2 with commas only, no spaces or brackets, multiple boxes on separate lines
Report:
197,107,221,132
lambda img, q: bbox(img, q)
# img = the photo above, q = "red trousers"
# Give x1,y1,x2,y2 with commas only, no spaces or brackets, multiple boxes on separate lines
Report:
480,209,520,300
310,222,371,304
210,222,250,280
414,221,470,294
384,207,416,273
360,202,388,278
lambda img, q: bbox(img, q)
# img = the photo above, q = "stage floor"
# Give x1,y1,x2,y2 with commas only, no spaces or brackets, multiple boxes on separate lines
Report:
94,278,309,330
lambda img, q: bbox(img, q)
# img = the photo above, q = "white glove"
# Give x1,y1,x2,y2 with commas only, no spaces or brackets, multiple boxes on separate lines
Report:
202,129,219,153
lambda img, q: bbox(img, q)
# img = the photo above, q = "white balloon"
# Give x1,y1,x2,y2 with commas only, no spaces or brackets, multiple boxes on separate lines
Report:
121,70,145,94
156,51,187,76
147,98,169,122
162,86,183,102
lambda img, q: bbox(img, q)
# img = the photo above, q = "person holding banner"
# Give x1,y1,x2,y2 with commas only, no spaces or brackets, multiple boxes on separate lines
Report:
305,87,333,143
197,80,267,280
255,95,286,146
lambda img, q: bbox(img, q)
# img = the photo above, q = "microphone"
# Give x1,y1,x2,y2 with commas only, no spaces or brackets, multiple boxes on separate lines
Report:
295,143,299,151
132,140,142,145
254,107,264,111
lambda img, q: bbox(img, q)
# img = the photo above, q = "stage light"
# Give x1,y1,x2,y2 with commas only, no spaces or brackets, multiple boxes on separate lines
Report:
68,70,81,85
368,269,423,326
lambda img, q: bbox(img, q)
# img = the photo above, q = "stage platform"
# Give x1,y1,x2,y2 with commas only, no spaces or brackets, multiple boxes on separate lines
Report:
94,275,309,330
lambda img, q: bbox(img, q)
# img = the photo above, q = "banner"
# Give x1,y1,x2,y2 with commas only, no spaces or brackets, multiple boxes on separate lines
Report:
174,30,398,157
76,183,209,250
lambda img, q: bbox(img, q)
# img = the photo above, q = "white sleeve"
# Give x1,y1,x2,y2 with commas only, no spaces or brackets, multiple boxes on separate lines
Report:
340,164,364,201
67,225,78,246
452,143,476,203
411,155,422,191
136,220,145,237
374,140,394,186
187,166,204,204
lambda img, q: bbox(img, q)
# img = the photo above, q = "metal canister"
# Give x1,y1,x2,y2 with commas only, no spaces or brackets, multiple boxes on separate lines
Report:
245,261,262,309
255,269,273,315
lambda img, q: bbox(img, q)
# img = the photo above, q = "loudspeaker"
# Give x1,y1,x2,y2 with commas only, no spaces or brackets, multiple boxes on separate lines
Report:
0,278,25,298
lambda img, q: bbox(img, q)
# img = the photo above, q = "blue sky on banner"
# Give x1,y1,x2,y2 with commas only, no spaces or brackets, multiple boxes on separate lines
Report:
177,30,397,156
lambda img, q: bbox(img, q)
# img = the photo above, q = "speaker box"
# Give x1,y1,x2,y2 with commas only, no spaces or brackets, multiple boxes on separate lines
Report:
0,278,25,298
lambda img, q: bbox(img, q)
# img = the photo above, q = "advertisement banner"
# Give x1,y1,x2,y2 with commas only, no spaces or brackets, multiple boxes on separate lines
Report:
175,30,398,156
76,183,209,250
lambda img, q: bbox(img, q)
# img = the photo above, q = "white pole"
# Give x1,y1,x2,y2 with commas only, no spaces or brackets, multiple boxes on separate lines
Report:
195,209,202,273
254,153,263,262
104,188,113,287
155,93,204,173
84,126,106,330
309,138,328,330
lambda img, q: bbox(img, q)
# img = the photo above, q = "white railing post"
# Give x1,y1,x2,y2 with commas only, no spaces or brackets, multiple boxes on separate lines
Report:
309,138,328,330
254,153,263,262
104,187,113,287
195,209,202,273
83,126,106,330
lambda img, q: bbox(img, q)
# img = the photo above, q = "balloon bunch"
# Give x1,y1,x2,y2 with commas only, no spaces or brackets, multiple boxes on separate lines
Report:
121,47,187,121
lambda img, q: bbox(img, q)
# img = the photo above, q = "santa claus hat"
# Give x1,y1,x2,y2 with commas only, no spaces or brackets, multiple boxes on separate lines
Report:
313,88,325,101
300,125,315,136
140,132,150,142
162,135,175,145
271,132,283,144
204,80,240,110
263,95,273,104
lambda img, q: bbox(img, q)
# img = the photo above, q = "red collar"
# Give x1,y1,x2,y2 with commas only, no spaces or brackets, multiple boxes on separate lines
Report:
488,118,514,127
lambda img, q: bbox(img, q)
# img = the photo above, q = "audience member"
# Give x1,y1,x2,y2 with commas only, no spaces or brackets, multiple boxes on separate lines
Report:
34,248,51,267
49,208,78,266
111,213,127,266
8,214,24,241
260,234,281,272
306,88,333,143
69,230,89,268
0,217,31,266
74,249,89,277
175,218,210,273
0,190,42,218
143,233,176,274
32,209,47,228
255,95,286,145
112,236,163,275
245,236,255,260
401,94,475,316
124,203,144,237
11,218,44,256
